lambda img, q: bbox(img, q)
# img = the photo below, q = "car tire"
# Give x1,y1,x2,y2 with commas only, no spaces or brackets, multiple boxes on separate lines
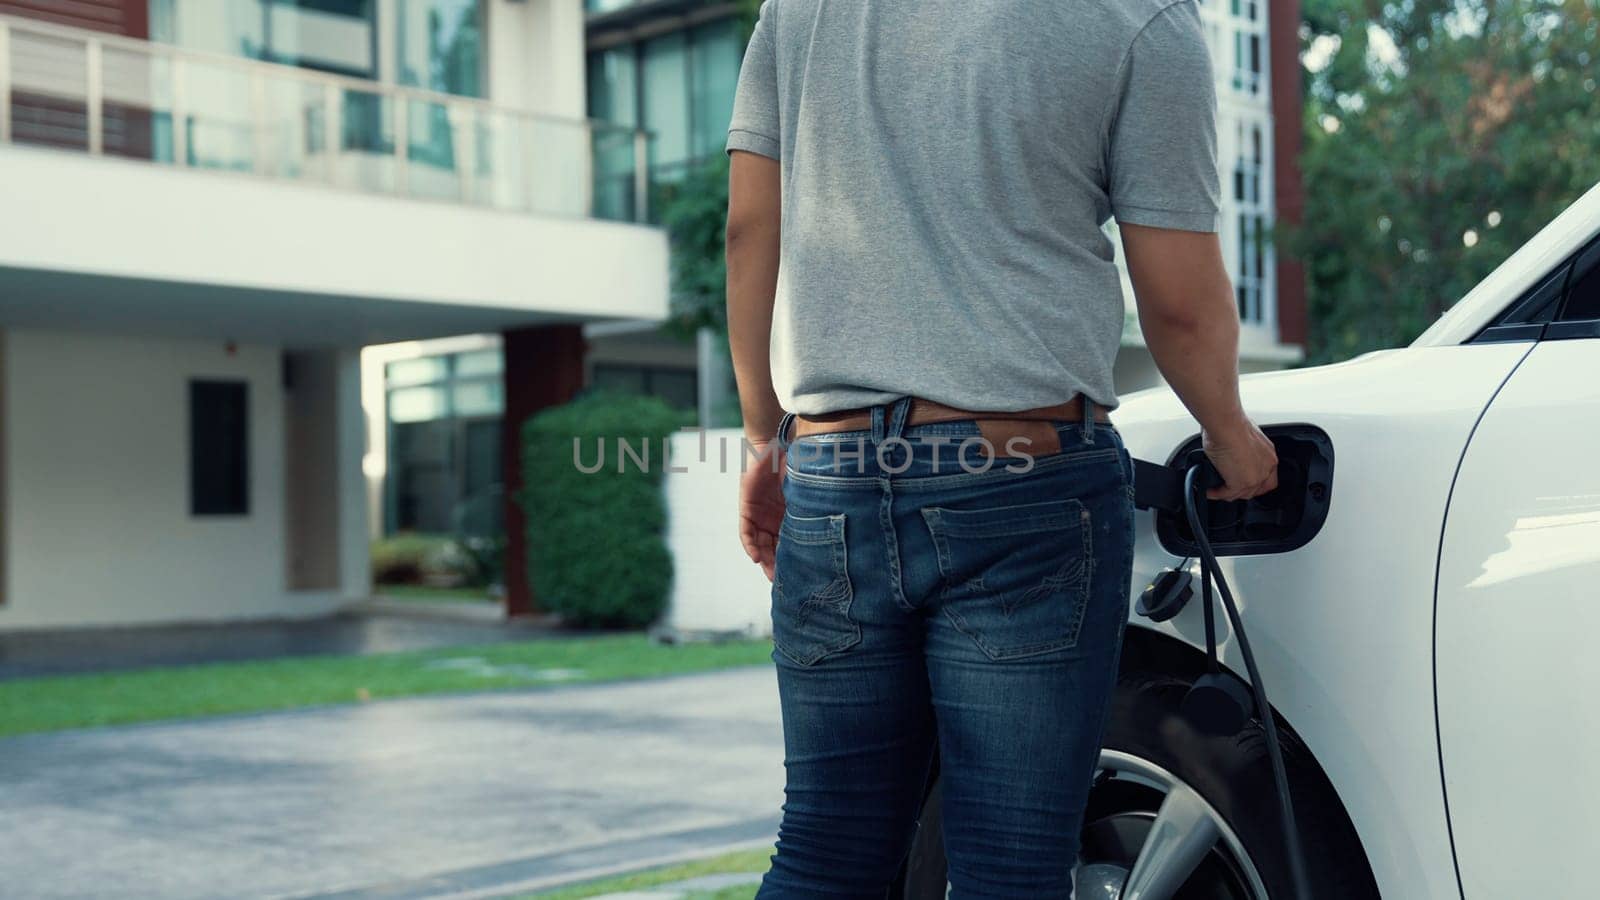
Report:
898,667,1381,899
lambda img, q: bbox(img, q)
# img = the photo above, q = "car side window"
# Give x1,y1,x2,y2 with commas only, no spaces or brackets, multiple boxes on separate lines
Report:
1472,265,1568,343
1504,268,1566,324
1475,234,1600,343
1558,240,1600,322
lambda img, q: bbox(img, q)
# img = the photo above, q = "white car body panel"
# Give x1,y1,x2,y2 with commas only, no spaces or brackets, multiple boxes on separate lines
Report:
1107,180,1600,898
1435,337,1600,898
1113,342,1534,900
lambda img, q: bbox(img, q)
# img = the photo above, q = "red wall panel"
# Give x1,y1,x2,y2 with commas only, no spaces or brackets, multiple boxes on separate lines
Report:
0,0,148,38
500,325,589,618
1270,0,1309,348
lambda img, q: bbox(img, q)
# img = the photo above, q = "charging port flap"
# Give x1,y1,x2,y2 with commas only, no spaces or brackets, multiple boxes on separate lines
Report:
1155,424,1334,558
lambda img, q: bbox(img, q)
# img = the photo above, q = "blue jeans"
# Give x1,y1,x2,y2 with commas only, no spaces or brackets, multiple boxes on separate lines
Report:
756,398,1135,900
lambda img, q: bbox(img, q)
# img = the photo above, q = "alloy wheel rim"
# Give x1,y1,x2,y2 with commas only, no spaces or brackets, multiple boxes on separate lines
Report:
1074,749,1271,900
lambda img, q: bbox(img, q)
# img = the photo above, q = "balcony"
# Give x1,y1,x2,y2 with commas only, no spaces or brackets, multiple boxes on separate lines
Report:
0,14,652,222
0,14,668,347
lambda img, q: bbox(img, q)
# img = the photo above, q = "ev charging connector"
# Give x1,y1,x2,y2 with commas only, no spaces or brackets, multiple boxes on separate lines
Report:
1132,445,1326,900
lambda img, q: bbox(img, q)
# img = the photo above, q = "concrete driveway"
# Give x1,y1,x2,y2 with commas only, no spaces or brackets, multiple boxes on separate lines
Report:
0,667,784,900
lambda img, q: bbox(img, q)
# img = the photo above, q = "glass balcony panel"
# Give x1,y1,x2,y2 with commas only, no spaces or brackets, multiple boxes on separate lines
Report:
591,123,637,222
181,59,255,172
338,86,396,193
526,116,590,218
1,16,643,222
100,45,169,162
403,96,462,202
257,78,327,181
470,107,530,211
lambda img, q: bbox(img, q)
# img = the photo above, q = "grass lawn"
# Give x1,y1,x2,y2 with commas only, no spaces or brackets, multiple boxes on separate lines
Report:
375,584,499,604
525,847,771,900
0,635,772,738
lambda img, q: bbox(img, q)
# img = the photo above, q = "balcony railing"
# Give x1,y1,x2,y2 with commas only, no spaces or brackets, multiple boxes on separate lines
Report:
0,15,653,223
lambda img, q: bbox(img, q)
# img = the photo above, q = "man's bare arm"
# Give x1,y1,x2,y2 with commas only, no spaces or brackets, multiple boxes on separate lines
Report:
726,150,786,580
726,150,784,445
1120,223,1278,500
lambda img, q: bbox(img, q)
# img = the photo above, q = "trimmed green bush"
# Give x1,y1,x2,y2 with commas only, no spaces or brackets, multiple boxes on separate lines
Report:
519,391,686,628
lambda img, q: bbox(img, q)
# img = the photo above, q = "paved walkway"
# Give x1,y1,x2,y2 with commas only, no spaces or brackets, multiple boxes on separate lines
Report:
0,608,561,680
0,667,784,900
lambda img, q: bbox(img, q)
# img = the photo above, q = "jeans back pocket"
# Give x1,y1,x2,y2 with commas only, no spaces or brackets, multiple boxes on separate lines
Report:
921,498,1092,660
772,513,860,666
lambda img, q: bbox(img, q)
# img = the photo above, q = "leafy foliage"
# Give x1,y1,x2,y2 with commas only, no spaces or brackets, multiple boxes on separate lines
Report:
1295,0,1600,362
650,0,762,336
520,392,687,628
736,0,765,37
657,154,733,337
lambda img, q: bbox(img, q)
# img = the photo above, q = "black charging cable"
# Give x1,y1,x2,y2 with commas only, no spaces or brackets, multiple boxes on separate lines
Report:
1183,464,1315,900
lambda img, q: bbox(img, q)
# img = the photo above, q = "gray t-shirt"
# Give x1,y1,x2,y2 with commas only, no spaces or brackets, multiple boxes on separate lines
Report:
726,0,1220,415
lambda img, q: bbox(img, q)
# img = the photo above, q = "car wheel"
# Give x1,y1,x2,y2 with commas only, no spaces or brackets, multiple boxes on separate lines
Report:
899,669,1380,899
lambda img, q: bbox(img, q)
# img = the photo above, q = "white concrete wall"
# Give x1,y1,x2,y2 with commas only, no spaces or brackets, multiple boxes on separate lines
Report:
0,147,669,327
486,0,587,118
663,429,773,638
0,329,360,630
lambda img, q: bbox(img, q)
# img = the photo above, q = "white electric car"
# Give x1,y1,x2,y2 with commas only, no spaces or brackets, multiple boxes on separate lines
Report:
900,181,1600,899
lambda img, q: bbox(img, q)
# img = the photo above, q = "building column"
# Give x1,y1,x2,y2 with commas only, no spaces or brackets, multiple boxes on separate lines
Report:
335,348,370,603
1270,0,1309,347
501,323,587,617
0,329,7,609
695,327,737,428
282,348,368,602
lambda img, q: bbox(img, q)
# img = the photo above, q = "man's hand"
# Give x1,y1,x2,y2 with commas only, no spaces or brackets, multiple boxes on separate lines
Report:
1202,417,1279,501
1119,223,1278,503
739,440,786,582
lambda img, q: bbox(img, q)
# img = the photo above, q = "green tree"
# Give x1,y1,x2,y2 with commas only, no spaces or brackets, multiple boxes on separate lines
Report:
1296,0,1600,362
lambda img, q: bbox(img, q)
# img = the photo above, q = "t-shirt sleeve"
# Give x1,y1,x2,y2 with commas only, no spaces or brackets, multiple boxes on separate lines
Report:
1106,2,1220,232
726,0,781,160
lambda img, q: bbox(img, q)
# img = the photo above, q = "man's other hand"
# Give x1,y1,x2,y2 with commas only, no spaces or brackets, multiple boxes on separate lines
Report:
740,440,786,582
1202,417,1280,501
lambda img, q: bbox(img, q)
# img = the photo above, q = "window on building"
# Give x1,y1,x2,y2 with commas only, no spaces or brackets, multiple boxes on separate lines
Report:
689,20,742,160
152,0,379,79
395,0,484,98
1236,212,1267,323
1229,119,1271,327
1233,123,1262,207
586,14,745,213
190,380,250,516
589,45,640,221
385,349,504,536
592,364,698,411
1225,0,1264,96
641,31,692,178
1233,31,1262,95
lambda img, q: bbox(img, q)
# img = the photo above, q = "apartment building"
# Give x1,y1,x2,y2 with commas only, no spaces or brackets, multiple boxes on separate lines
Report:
0,0,666,628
